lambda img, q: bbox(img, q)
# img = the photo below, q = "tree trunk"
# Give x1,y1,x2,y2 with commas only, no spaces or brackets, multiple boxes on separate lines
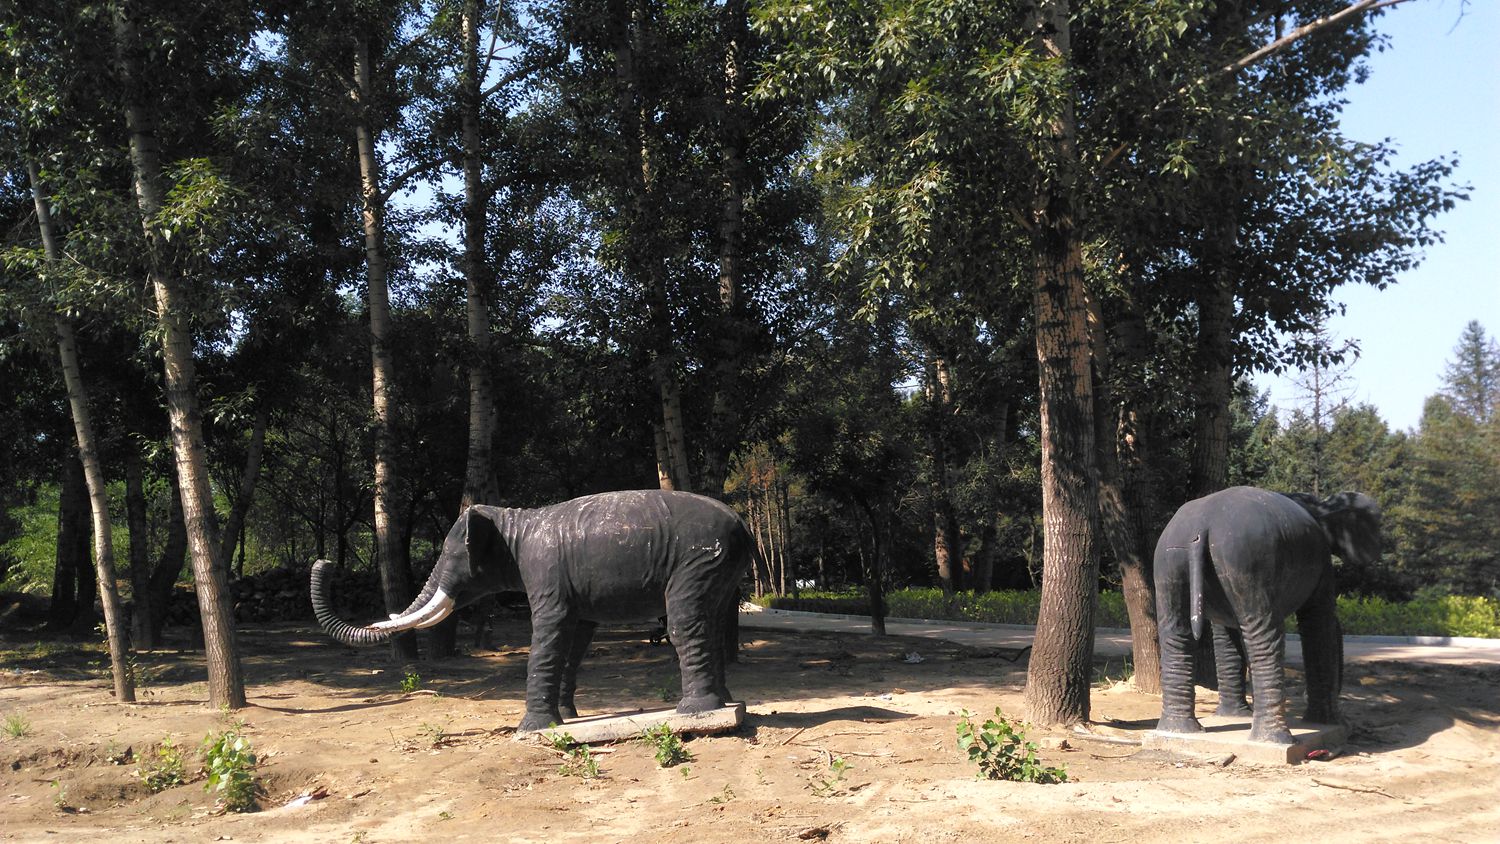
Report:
925,356,964,593
145,471,189,645
352,32,418,661
114,2,244,708
856,497,887,636
1092,296,1161,695
34,160,135,699
124,448,152,647
1021,0,1098,727
701,0,751,497
48,454,88,631
218,405,268,571
1191,216,1236,498
459,0,499,510
613,0,692,492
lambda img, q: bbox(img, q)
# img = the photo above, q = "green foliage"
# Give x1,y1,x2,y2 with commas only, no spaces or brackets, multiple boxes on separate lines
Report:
808,755,852,796
956,709,1067,784
641,723,692,768
399,671,422,694
138,737,187,793
201,729,260,812
1336,595,1500,639
3,712,30,738
756,588,1131,628
546,730,600,779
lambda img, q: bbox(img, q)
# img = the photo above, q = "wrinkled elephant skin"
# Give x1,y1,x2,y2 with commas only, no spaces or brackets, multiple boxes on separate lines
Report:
1153,486,1380,744
311,490,753,731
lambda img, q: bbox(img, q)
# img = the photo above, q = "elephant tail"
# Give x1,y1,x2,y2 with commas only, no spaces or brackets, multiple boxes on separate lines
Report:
1189,532,1208,641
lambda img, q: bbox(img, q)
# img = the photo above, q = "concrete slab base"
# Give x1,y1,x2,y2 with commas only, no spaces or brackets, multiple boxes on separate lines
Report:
519,703,746,744
1142,715,1347,765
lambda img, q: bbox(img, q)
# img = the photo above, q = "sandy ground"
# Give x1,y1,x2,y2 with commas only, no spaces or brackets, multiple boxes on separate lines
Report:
2,614,1498,844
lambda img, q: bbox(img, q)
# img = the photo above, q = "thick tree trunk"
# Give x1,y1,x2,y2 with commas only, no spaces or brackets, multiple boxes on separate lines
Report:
48,454,88,631
1191,212,1237,498
352,33,418,660
701,0,751,497
460,0,499,510
858,499,888,637
30,155,133,699
218,405,268,572
114,2,244,708
1022,0,1098,727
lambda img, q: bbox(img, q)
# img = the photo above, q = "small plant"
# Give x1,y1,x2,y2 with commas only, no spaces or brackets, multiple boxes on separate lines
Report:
708,784,736,804
138,737,187,793
202,728,261,812
400,671,423,694
956,708,1067,784
418,720,451,748
437,810,454,821
641,722,692,768
50,779,67,810
809,756,852,796
679,765,693,780
3,712,30,738
546,730,600,779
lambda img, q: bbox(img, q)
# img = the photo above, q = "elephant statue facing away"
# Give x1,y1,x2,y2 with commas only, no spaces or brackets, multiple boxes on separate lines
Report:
310,490,754,731
1153,486,1381,744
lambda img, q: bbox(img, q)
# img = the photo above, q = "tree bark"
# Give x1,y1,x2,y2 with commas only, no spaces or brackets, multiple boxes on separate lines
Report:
352,32,418,660
48,454,88,631
1021,0,1099,728
612,0,693,492
701,0,751,497
1190,220,1235,499
1091,296,1161,695
925,355,964,593
114,2,244,707
32,159,136,700
856,497,888,637
218,405,268,572
124,448,151,646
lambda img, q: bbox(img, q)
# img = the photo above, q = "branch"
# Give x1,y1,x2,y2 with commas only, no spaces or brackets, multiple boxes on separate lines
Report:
1221,0,1413,77
379,154,457,203
481,48,565,99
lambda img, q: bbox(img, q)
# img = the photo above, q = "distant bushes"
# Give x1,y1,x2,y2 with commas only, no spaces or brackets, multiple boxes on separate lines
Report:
754,589,1500,639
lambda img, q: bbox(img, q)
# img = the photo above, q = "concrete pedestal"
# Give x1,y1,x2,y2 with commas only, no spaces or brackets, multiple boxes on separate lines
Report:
519,703,746,744
1142,715,1347,765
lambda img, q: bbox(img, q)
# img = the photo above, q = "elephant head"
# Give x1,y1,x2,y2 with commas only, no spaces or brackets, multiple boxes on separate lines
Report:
1283,491,1382,570
311,506,521,646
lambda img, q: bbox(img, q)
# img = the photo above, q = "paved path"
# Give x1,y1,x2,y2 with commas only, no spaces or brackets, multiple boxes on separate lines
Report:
738,607,1500,668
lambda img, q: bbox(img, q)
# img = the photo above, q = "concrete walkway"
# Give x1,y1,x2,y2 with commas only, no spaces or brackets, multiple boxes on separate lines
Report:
738,607,1500,668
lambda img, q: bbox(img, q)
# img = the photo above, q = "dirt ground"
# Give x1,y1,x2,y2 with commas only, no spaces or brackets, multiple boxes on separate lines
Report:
2,613,1498,844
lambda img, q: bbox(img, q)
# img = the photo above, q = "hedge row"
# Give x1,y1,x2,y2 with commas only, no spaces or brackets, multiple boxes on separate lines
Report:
752,589,1500,639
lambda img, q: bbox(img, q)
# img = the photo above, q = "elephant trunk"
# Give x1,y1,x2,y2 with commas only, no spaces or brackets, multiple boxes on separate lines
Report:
310,559,457,647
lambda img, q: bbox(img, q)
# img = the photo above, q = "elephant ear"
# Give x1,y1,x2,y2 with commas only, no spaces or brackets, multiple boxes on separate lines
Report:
464,506,505,575
1321,492,1382,570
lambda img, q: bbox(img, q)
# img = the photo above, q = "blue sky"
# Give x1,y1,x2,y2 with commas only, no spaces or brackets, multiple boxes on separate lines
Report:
1252,0,1500,431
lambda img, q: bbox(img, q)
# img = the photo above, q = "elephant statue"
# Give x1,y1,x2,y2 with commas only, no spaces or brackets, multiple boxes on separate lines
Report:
310,490,754,731
1153,486,1381,744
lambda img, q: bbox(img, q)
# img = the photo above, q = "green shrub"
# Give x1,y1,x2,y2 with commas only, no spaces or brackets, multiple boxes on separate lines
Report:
3,713,30,739
1335,594,1500,638
202,729,260,812
138,737,187,793
641,722,692,768
957,708,1067,784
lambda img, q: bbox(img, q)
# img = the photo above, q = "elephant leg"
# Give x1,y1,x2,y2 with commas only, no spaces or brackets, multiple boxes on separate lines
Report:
558,620,598,721
1155,548,1202,734
519,610,570,731
708,590,738,704
667,592,724,715
1296,567,1343,725
1240,617,1293,744
1213,626,1251,716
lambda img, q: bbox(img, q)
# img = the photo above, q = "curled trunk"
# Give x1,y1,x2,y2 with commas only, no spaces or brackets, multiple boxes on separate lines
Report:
309,560,455,647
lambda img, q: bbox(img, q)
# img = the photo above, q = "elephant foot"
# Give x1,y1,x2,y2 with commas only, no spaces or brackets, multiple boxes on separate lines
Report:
1216,699,1252,717
1154,714,1204,735
1249,719,1293,745
558,703,579,721
675,693,724,715
518,709,565,732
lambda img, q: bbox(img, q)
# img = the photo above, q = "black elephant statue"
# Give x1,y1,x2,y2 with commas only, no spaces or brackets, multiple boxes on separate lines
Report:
1153,486,1380,744
310,490,754,731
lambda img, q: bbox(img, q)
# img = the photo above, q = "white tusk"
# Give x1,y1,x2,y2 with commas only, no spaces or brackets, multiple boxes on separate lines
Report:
369,589,455,632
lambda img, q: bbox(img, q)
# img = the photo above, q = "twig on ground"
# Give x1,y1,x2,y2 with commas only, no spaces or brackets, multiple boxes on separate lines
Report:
1311,778,1404,801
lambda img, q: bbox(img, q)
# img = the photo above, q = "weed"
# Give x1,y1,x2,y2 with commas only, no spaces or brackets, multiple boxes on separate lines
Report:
640,722,693,768
708,784,736,804
3,712,30,738
419,720,451,748
956,708,1067,784
678,765,693,779
1093,656,1134,688
139,737,187,793
546,730,600,779
654,683,677,702
50,779,67,810
400,671,423,693
809,756,852,796
438,810,454,821
202,728,261,812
